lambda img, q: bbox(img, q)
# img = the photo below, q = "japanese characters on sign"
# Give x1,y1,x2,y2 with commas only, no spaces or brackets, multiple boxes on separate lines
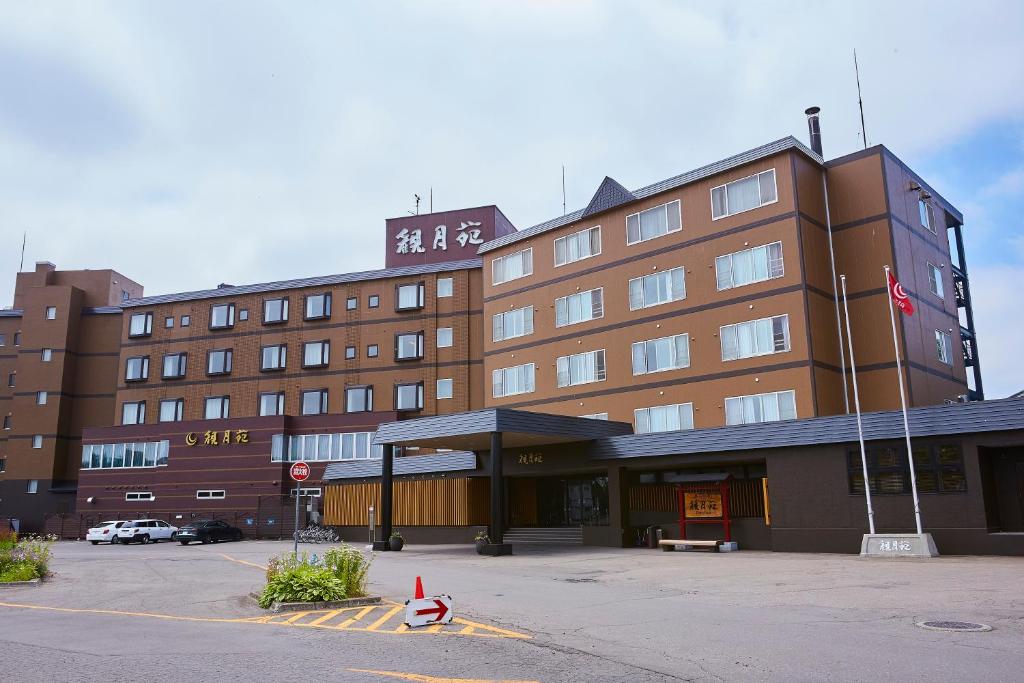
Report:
384,207,514,269
184,429,249,447
517,452,544,465
395,221,483,255
683,492,723,519
876,538,914,553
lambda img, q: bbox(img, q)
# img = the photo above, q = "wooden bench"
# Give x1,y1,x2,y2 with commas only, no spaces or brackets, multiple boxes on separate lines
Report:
658,539,722,552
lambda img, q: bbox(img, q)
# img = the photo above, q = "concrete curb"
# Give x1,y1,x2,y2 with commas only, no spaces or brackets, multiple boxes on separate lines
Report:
0,578,41,589
268,595,382,613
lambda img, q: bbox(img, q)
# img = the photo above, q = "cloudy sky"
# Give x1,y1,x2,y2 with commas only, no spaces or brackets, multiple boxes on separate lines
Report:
1,2,1022,396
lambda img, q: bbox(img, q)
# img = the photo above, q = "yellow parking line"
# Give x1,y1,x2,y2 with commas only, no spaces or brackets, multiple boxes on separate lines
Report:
364,604,404,631
335,605,377,629
283,611,310,624
306,609,343,626
0,601,251,625
347,670,538,683
218,553,267,571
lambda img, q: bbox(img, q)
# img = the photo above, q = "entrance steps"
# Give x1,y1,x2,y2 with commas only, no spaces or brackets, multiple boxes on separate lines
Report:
503,527,583,545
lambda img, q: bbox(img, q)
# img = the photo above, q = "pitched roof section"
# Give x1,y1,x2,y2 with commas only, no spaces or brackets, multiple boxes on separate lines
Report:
122,259,482,308
478,136,822,254
322,451,478,481
581,176,636,219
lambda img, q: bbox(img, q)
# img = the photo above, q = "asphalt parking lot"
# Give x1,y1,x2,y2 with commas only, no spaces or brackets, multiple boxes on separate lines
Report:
2,540,1023,681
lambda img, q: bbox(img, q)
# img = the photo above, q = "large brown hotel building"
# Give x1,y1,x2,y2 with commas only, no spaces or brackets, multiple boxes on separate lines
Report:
5,123,1021,556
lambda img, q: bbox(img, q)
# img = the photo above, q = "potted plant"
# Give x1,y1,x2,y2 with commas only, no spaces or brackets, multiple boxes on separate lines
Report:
474,530,490,554
389,529,404,551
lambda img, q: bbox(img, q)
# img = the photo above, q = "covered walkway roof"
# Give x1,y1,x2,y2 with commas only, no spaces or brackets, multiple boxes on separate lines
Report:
372,409,633,451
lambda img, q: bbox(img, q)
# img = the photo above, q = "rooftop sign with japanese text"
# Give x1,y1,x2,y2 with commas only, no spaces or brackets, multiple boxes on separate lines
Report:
384,205,517,269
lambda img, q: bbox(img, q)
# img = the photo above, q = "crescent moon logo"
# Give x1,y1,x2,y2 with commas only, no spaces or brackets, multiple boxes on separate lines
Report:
893,282,907,299
185,432,197,446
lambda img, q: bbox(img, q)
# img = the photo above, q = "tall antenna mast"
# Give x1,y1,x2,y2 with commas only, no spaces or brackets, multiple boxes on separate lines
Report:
414,194,421,215
854,49,868,149
19,231,26,272
561,165,566,216
429,187,433,214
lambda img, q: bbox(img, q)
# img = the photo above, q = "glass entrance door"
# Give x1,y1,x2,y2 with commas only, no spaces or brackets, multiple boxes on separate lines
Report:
535,476,609,526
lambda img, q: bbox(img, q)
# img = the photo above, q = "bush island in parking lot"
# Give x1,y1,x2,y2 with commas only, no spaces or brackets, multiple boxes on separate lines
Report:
258,545,372,608
0,531,55,582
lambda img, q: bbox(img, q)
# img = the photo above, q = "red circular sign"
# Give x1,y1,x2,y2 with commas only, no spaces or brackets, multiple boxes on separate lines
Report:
289,461,311,482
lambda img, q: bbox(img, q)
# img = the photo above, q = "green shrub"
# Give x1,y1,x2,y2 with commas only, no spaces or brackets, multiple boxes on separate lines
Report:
0,563,38,583
0,533,53,581
323,545,371,598
258,565,346,608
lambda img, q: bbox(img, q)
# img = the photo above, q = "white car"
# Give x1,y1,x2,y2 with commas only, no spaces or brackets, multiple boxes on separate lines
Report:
86,520,129,544
116,519,178,544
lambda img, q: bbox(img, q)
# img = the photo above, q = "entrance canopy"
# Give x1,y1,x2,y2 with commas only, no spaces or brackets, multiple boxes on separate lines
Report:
372,408,633,451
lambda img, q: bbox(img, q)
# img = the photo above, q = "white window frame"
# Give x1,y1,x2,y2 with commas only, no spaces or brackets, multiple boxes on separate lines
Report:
290,487,322,497
711,169,778,220
626,199,682,245
436,378,453,400
556,349,606,388
125,491,155,501
45,306,57,320
715,241,784,291
554,226,602,267
555,288,604,328
936,330,954,365
720,314,791,362
41,348,52,362
492,248,533,286
927,262,944,298
437,327,453,348
631,334,690,376
492,363,536,398
634,403,694,434
724,390,797,426
628,268,686,310
919,198,935,233
437,277,454,298
26,480,39,494
32,435,43,448
36,391,48,405
196,490,226,500
492,305,535,342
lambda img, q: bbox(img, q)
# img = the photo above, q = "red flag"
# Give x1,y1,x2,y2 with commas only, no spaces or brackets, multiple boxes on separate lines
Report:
887,270,915,316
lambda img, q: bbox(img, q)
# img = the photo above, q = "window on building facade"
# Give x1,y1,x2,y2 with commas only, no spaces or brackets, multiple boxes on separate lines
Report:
635,403,694,433
368,294,380,308
36,391,47,405
162,353,187,379
436,378,453,400
437,278,453,297
936,330,954,365
240,309,249,321
556,288,604,327
492,248,533,285
394,382,424,412
305,293,332,320
264,297,288,324
628,268,685,310
492,305,534,342
555,226,602,266
303,341,330,368
129,312,153,338
122,401,146,425
346,386,373,413
720,315,790,361
927,262,944,298
272,431,383,462
125,356,150,382
395,332,424,361
207,349,233,375
0,333,5,346
259,392,285,417
0,459,5,472
13,332,20,346
3,415,11,429
632,334,690,375
181,315,191,327
580,413,609,420
209,303,235,330
396,282,426,311
919,198,934,232
626,200,682,245
492,363,535,398
848,444,966,495
26,480,38,494
260,344,286,371
556,349,606,388
125,491,154,501
725,390,796,426
32,434,43,448
196,490,226,500
346,296,358,311
437,327,453,348
204,396,230,419
7,372,14,388
159,399,184,422
41,348,52,362
716,241,784,291
711,169,777,220
165,316,174,329
301,389,328,415
45,306,57,320
367,344,379,358
345,346,356,360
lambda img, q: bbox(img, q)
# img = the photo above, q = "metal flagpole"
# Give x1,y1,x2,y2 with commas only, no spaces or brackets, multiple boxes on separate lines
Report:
841,275,875,533
884,265,923,534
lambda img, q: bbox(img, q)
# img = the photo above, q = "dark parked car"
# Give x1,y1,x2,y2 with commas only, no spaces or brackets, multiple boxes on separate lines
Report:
176,519,244,545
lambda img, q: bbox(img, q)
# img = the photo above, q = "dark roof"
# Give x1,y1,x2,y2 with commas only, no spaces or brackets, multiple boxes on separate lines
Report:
588,399,1024,461
0,309,23,318
478,136,822,254
83,307,123,315
582,177,636,218
323,451,477,481
373,409,633,450
122,259,482,308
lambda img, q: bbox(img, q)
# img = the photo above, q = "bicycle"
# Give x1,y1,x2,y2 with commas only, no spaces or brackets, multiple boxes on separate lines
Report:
295,523,340,544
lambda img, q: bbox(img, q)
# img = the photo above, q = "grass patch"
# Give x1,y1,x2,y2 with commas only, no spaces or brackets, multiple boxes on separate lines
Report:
258,544,372,609
0,531,55,582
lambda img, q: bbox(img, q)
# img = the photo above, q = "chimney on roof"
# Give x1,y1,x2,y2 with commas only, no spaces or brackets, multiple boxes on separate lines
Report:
805,107,823,157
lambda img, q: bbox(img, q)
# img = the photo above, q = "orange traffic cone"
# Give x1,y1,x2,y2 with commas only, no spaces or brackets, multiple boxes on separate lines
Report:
414,576,425,599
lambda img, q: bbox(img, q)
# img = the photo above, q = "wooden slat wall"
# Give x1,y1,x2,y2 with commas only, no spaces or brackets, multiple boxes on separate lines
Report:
627,479,766,518
324,478,489,526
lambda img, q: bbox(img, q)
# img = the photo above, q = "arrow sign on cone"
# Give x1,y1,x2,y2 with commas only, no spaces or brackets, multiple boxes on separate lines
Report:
404,595,454,628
